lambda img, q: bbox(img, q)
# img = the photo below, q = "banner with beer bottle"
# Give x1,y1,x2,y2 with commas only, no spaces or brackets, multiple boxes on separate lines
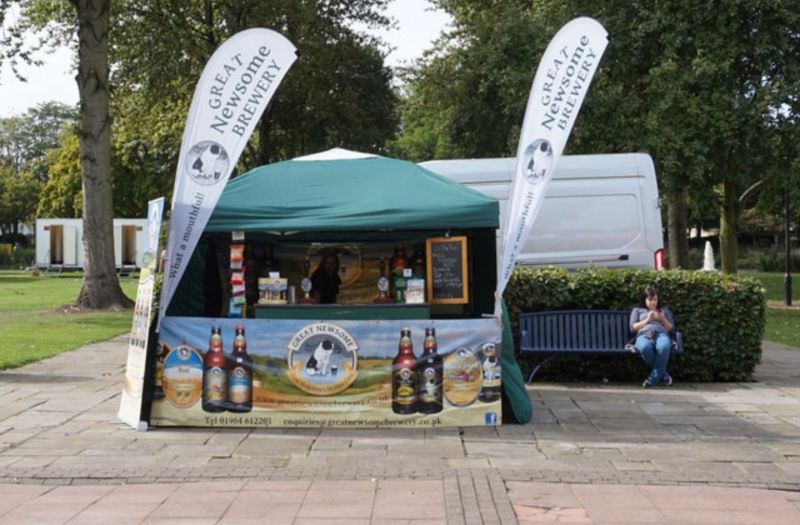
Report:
150,317,502,428
118,197,165,431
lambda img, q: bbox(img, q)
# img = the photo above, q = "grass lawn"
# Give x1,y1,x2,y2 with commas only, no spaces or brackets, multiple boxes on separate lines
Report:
0,271,138,370
763,306,800,348
748,272,800,303
748,272,800,348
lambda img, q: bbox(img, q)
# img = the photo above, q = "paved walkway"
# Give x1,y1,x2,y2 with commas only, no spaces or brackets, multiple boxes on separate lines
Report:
1,336,799,523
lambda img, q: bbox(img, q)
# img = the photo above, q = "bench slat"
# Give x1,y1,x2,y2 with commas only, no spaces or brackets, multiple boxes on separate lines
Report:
518,309,684,383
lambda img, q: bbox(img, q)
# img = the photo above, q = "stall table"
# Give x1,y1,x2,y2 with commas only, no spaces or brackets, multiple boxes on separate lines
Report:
254,303,431,320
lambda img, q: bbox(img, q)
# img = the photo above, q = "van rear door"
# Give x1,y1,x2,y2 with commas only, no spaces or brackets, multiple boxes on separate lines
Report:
420,153,665,270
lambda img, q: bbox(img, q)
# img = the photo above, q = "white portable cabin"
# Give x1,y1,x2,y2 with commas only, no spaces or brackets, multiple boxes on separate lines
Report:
35,218,147,270
420,153,665,270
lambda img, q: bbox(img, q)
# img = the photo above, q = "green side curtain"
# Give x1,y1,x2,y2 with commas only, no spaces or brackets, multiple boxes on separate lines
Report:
502,299,533,424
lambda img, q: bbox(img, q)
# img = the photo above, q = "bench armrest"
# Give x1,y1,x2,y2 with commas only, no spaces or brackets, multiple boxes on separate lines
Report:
520,328,531,350
673,331,684,354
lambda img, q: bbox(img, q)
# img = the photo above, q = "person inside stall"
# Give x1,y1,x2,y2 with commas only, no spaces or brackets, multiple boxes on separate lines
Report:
311,252,341,304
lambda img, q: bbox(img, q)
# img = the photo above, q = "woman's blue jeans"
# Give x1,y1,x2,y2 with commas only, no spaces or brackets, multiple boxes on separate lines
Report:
636,333,672,384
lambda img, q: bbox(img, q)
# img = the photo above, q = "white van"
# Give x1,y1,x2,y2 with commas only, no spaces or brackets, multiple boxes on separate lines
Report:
420,153,665,270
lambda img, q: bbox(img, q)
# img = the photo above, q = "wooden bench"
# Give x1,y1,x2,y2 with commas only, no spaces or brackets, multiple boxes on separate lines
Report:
518,309,684,383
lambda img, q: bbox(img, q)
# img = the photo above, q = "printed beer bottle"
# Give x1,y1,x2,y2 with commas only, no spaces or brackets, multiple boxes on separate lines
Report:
152,342,168,401
391,327,418,414
227,325,253,413
478,342,502,403
202,326,227,412
417,327,443,414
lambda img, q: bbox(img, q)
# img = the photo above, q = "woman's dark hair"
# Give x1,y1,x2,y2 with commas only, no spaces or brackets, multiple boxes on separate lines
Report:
322,251,339,267
640,285,658,306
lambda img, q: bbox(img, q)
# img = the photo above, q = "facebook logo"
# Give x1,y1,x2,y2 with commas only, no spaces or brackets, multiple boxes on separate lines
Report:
484,412,497,425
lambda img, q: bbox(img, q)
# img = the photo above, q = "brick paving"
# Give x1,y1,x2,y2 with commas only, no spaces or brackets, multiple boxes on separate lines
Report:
0,336,799,523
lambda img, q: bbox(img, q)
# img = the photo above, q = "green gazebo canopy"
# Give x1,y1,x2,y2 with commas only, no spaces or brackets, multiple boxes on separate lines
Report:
174,150,530,423
206,152,499,232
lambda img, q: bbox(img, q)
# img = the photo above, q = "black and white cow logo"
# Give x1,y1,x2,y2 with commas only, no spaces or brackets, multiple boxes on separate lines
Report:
185,141,230,186
305,339,335,376
522,139,554,185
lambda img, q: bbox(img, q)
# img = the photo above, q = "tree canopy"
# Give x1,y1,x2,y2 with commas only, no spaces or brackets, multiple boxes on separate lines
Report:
3,0,800,277
110,0,398,207
0,101,78,181
395,0,800,272
0,102,77,236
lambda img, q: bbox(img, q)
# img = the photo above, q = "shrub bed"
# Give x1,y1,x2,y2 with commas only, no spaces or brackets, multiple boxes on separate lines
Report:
0,247,35,269
504,268,766,382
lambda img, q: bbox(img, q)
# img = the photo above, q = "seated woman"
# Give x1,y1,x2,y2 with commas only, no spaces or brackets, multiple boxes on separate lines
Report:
629,285,675,388
311,252,341,304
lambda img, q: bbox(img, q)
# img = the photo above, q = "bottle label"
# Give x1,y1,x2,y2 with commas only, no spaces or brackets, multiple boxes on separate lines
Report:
393,276,407,303
154,361,164,387
378,276,390,293
418,367,441,403
228,366,251,403
443,349,482,407
393,367,417,405
482,358,502,387
163,345,204,408
204,366,226,402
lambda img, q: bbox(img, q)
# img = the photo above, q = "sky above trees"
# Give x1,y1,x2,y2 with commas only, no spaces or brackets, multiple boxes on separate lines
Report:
0,0,451,117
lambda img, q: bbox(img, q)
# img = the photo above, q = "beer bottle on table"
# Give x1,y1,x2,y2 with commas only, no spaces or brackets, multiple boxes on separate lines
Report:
391,328,418,414
202,326,227,412
227,325,253,413
389,245,409,275
389,245,409,303
417,327,443,414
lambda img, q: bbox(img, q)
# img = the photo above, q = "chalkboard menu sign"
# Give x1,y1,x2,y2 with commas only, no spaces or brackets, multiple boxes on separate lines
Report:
426,236,469,304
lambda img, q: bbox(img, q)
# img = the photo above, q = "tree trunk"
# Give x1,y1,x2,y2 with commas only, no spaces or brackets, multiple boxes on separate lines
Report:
720,174,739,274
73,0,131,309
667,189,689,269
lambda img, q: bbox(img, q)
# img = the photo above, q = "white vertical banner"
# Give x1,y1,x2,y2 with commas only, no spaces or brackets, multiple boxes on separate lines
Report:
159,29,298,326
118,197,164,431
497,18,608,303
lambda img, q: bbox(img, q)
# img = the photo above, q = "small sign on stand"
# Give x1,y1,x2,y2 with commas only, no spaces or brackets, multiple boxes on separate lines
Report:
426,236,469,305
118,197,164,431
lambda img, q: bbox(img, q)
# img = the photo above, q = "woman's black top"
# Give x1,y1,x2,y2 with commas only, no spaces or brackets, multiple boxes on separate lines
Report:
311,268,341,304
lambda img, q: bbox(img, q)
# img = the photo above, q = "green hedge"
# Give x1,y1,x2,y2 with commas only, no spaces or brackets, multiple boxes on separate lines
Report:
504,268,766,382
0,247,35,268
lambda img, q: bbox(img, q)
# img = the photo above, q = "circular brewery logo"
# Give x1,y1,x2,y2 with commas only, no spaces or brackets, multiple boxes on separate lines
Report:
287,323,359,396
443,347,482,407
185,141,230,186
162,344,204,408
522,138,554,184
